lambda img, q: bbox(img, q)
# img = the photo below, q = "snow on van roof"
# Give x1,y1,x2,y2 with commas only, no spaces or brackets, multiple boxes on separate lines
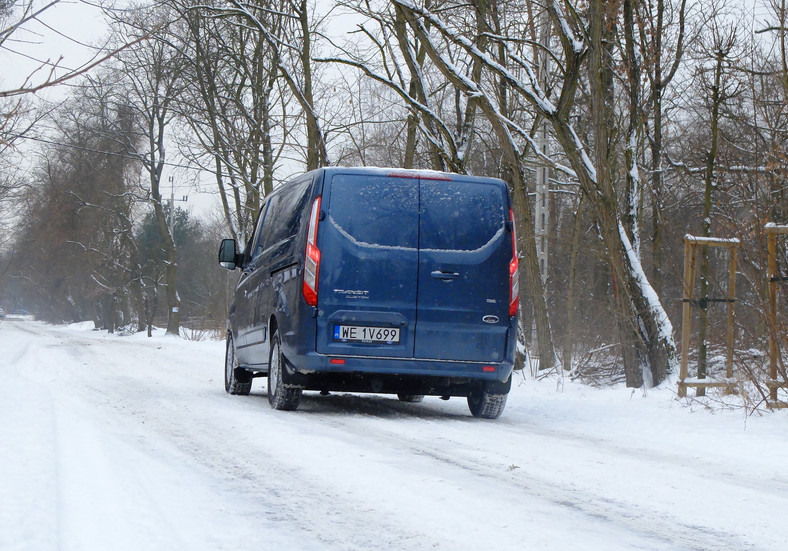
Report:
322,166,505,183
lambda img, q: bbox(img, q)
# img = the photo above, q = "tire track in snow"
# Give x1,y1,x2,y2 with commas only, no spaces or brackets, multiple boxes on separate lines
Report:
17,330,429,551
286,393,762,551
10,326,201,551
304,388,788,514
0,329,60,551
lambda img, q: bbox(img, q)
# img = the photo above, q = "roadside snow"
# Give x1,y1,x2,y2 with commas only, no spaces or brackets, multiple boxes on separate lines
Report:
1,320,786,550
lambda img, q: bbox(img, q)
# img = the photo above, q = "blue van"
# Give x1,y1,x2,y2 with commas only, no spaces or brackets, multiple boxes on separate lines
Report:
218,167,519,418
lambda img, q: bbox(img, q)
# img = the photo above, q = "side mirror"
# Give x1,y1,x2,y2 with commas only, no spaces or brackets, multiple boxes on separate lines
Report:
218,239,239,270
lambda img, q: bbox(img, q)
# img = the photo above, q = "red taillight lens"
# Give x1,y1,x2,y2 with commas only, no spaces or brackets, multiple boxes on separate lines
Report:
509,209,519,317
303,196,322,307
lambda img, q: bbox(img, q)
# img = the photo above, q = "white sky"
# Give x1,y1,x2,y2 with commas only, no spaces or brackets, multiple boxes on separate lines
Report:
1,0,364,221
1,0,107,93
1,0,222,219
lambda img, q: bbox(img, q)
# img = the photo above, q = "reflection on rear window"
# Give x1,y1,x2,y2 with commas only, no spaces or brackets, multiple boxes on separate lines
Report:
420,181,505,251
328,175,418,248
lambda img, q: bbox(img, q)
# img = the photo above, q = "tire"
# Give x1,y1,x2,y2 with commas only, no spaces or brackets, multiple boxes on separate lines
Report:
467,383,508,419
397,394,424,403
267,329,302,411
225,333,252,395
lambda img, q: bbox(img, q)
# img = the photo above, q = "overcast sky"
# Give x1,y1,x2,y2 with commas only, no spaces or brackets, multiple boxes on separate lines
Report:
2,0,108,94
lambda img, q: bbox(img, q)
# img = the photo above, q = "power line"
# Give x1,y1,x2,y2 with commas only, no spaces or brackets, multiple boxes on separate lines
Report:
9,133,206,172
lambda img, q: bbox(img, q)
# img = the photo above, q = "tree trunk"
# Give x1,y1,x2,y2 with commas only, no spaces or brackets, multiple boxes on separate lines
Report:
623,0,642,256
697,47,724,394
103,294,116,334
299,0,323,170
650,0,667,294
393,4,444,171
647,0,687,294
563,196,585,372
150,165,180,336
551,120,676,386
589,0,644,385
152,199,180,336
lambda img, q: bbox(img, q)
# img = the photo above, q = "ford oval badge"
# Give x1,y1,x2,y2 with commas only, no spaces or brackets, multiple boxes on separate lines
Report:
482,315,499,324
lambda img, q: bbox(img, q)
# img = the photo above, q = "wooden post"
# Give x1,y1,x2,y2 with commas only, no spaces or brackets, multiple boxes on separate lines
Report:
679,238,696,398
679,235,739,398
765,224,788,407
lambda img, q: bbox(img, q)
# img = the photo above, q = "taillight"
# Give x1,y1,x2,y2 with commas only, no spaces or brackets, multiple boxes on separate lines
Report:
303,196,322,306
509,209,519,316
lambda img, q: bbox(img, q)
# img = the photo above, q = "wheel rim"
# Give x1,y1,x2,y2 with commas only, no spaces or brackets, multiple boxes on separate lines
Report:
269,340,280,398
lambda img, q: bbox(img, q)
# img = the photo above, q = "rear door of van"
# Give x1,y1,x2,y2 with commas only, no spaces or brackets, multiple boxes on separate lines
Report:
415,178,511,363
315,171,511,364
315,173,419,358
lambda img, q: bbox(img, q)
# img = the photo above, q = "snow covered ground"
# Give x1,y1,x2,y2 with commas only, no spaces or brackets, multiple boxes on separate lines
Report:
1,319,786,551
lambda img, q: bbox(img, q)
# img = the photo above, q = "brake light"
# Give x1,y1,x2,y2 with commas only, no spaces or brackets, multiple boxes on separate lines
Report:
385,171,451,181
509,209,519,316
303,196,322,306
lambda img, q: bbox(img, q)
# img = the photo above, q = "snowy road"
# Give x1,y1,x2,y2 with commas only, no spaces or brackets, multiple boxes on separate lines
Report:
1,320,787,550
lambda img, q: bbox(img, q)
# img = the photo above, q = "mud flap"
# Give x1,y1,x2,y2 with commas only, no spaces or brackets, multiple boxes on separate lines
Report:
485,374,512,395
282,354,307,388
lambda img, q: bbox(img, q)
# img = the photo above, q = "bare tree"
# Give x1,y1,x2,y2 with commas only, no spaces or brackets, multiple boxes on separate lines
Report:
221,0,330,170
110,7,185,335
13,82,138,327
172,0,291,243
666,2,745,392
389,0,678,385
641,0,689,292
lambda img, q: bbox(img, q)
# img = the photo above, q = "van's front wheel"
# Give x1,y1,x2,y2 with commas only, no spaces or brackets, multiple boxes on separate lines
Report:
267,330,302,411
467,382,508,419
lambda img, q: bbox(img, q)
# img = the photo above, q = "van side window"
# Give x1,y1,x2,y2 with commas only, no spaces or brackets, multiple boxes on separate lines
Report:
257,176,312,255
328,175,418,248
244,200,270,262
420,181,505,251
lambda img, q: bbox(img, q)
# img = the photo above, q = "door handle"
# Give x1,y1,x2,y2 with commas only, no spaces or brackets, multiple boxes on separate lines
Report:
431,270,459,280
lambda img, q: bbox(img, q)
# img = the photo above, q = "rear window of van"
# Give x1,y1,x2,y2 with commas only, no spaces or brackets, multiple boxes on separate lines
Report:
328,175,418,248
420,181,505,251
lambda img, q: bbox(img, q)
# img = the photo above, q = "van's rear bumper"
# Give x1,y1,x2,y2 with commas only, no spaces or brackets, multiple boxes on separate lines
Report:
284,353,513,397
291,352,514,383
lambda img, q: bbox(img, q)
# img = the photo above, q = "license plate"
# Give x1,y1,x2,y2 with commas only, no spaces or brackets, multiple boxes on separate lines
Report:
333,325,400,343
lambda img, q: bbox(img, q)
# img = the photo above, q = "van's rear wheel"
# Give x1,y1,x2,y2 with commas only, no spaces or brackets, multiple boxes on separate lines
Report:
225,333,252,395
467,383,507,419
397,394,424,403
268,329,302,411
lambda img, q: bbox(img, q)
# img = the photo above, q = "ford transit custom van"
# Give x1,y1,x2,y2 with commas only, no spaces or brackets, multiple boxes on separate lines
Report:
218,167,518,418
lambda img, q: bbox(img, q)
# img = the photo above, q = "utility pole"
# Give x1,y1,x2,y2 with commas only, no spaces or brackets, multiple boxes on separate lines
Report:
531,6,551,373
169,176,175,236
535,11,550,285
168,175,189,237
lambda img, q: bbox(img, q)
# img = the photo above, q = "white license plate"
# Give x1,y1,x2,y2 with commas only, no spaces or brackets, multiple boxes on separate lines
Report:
333,325,400,343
